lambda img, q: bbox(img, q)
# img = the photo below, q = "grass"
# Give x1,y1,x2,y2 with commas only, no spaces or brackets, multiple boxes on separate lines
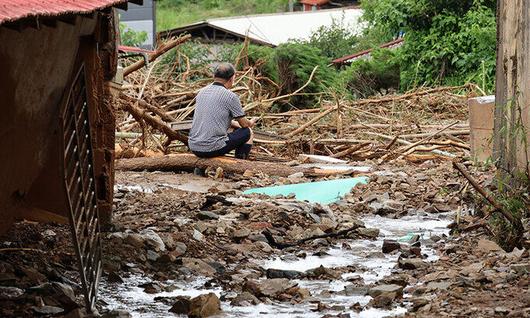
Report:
157,0,289,31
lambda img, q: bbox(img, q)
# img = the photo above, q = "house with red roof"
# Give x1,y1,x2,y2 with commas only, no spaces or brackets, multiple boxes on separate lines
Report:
0,0,143,313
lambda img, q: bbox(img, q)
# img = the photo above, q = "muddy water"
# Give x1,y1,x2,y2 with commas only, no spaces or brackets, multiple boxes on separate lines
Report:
100,210,452,317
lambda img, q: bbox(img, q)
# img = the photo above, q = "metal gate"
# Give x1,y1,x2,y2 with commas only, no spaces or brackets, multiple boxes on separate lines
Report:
61,64,103,313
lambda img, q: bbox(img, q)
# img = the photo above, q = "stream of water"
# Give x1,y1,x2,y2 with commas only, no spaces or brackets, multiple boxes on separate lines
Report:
100,211,452,317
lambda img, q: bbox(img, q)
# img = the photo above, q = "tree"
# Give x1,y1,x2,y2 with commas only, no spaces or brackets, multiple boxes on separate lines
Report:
361,0,497,90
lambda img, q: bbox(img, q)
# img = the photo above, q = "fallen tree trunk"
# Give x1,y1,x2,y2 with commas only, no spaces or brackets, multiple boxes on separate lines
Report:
120,93,189,145
124,35,192,77
116,154,309,177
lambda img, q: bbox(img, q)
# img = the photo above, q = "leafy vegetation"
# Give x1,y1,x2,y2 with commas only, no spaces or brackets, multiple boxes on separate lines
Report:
157,0,288,31
339,49,400,98
361,0,497,91
119,22,148,47
306,16,359,60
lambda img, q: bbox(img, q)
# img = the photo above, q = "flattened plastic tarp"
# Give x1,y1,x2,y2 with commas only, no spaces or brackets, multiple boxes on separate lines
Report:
243,177,369,204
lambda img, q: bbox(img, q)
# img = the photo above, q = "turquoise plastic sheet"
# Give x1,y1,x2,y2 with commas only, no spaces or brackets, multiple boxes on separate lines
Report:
243,177,369,205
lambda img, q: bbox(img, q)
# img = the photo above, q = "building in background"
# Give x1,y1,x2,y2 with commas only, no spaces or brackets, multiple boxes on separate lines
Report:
300,0,330,11
297,0,359,11
119,0,156,48
160,8,364,47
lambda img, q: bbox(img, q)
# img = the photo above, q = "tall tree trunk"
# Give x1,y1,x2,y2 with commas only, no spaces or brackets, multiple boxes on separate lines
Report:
494,0,530,185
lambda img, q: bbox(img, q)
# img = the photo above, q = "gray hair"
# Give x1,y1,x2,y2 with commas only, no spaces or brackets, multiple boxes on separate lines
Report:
214,62,236,80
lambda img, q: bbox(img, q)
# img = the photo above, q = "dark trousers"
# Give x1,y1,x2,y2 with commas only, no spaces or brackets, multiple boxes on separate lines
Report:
192,128,252,159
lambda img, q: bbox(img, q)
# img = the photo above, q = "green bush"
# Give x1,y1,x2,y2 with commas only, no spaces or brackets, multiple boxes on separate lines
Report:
234,44,278,82
119,22,148,47
361,0,497,91
339,49,400,99
307,15,359,60
274,42,338,107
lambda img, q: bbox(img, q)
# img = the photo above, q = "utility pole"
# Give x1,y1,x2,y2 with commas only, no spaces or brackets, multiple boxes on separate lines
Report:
494,0,530,185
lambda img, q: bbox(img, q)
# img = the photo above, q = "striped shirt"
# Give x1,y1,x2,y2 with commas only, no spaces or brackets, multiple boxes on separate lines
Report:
188,83,245,152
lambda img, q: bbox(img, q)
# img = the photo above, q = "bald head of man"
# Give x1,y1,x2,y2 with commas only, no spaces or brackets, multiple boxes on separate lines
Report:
214,62,236,88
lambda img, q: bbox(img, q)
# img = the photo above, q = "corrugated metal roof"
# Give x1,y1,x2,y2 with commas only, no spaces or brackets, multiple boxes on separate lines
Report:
206,8,364,46
0,0,128,25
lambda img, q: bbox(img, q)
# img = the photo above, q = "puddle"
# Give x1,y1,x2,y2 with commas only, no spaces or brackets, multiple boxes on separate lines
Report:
101,212,451,317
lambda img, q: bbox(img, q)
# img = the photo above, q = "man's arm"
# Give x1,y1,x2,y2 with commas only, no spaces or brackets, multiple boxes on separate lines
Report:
236,117,256,128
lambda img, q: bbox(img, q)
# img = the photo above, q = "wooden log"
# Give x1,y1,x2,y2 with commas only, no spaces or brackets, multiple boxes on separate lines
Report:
286,106,337,138
452,161,520,228
331,142,370,158
121,94,176,122
116,154,306,177
121,94,189,145
123,35,192,77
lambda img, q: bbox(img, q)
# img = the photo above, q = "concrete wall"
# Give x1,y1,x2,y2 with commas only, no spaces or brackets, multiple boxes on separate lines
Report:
494,0,530,180
119,0,156,48
0,12,118,234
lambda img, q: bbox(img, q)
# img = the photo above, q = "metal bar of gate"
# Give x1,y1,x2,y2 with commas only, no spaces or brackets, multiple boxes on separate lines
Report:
60,64,103,313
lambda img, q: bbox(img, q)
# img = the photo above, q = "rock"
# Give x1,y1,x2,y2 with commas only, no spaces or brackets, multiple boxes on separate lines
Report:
197,211,220,220
495,307,511,315
29,282,77,309
382,239,401,253
159,233,176,250
372,199,404,215
291,287,311,300
426,280,452,291
101,310,132,318
107,272,124,284
510,263,530,274
410,297,430,311
140,282,162,294
19,266,47,284
305,265,340,279
368,284,404,298
230,291,260,306
266,268,304,279
342,284,368,296
477,238,503,253
369,294,394,309
249,279,298,298
140,229,166,252
182,258,217,276
174,242,188,256
64,308,86,318
232,228,251,240
430,234,442,242
194,221,209,233
193,229,204,242
124,233,144,248
32,306,64,315
189,293,221,318
288,172,304,179
146,250,159,262
254,241,273,253
0,286,24,300
398,258,428,270
357,228,380,239
248,233,268,243
169,296,191,314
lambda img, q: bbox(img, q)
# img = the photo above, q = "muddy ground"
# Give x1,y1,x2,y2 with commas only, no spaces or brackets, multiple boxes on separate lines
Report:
1,158,528,317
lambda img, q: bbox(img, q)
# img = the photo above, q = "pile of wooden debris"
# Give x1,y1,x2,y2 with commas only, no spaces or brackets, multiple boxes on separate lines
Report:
115,37,479,170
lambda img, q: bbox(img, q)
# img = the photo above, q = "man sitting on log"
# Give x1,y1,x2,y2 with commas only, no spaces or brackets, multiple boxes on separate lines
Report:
188,62,256,159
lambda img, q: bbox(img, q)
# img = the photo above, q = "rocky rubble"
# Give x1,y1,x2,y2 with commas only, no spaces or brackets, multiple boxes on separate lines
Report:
1,161,528,317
